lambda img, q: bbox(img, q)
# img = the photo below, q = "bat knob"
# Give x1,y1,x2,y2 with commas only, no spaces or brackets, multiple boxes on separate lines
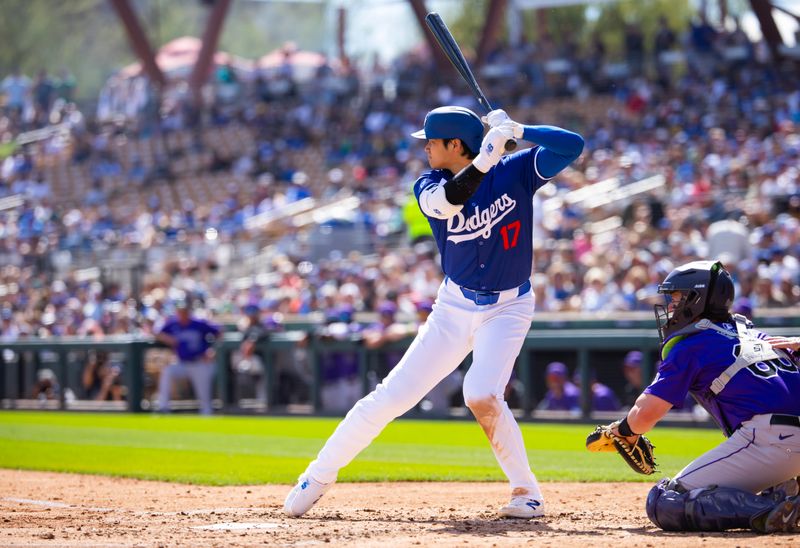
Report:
504,139,517,152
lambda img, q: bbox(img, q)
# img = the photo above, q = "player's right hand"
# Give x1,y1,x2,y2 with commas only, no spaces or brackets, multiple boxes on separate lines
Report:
473,125,515,173
765,336,800,351
498,120,524,140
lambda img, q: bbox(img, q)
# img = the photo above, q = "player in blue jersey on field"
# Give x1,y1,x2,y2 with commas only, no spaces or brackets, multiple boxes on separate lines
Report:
606,260,800,533
284,106,583,519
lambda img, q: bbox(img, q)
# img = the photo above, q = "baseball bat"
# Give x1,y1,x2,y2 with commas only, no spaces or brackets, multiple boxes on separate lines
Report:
425,12,516,152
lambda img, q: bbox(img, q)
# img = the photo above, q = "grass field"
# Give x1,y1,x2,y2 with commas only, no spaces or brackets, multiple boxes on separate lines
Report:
0,411,723,485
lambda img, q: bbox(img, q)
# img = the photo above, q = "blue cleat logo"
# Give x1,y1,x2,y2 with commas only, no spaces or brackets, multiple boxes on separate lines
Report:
526,500,541,509
301,481,309,490
487,143,494,153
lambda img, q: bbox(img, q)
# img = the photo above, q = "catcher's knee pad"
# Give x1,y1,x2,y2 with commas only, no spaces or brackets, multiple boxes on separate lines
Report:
646,479,775,532
646,478,690,530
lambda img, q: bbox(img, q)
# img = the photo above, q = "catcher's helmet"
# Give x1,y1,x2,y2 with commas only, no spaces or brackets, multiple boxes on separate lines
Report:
654,260,734,343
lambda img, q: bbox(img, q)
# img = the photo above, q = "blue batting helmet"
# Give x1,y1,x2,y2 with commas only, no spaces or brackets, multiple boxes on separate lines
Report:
411,106,484,153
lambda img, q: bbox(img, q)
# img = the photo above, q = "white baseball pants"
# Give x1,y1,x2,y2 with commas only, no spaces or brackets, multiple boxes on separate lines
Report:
675,414,800,492
157,359,215,415
305,279,541,498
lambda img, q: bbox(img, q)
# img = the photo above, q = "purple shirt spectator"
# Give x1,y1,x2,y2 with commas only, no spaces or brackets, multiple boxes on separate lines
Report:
538,362,580,411
590,382,621,411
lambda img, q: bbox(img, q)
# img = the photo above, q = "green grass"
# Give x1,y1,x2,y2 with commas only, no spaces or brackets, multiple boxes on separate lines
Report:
0,411,723,485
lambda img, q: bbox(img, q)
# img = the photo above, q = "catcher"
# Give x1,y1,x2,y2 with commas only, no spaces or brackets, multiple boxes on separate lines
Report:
587,260,800,533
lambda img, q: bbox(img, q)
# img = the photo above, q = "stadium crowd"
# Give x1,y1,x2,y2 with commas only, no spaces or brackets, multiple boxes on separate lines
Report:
1,14,799,410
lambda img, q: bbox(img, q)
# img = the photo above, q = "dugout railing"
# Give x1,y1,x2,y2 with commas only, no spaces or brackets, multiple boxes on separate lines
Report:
3,325,800,419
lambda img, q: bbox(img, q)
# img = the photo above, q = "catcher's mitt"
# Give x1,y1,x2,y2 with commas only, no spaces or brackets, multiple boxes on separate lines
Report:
585,422,657,475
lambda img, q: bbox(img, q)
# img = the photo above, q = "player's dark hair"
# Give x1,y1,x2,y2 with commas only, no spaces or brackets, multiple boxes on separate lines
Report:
443,138,477,159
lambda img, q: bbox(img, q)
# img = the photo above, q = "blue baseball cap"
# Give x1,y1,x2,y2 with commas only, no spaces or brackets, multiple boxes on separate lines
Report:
411,106,484,153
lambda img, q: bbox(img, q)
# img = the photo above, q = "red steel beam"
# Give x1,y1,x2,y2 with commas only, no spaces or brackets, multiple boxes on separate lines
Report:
108,0,165,87
189,0,233,98
749,0,785,61
338,7,349,69
476,0,508,67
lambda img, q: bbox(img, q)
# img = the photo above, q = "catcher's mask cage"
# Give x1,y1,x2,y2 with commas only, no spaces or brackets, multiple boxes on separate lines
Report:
654,260,734,343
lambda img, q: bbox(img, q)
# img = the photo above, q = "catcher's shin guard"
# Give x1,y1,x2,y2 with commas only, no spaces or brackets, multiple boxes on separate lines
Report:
646,479,775,531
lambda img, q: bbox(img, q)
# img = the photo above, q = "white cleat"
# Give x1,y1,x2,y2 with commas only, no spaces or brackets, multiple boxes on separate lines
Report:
499,496,545,519
283,475,334,517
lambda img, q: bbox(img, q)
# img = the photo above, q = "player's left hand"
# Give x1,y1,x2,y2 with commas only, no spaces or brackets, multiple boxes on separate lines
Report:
482,109,509,127
586,421,657,475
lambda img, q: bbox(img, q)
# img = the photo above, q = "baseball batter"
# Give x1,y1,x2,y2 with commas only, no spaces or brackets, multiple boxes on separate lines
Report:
597,260,800,533
284,106,584,518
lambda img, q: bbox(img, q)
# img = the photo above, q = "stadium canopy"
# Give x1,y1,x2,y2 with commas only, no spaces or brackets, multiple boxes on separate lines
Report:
513,0,615,7
258,42,329,80
119,36,254,81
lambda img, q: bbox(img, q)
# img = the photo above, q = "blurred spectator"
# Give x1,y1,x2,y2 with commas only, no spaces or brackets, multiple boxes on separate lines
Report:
706,218,751,264
732,297,754,318
575,371,621,412
81,350,124,401
1,68,30,115
622,350,644,407
231,303,274,405
317,305,362,412
155,300,220,415
417,299,463,413
32,368,59,402
624,23,645,77
537,361,580,412
362,301,412,382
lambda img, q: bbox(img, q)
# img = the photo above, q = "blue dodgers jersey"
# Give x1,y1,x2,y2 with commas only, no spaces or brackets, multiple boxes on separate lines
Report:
644,323,800,434
413,147,548,291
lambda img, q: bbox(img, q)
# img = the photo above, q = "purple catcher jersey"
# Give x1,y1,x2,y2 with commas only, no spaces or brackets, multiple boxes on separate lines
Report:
414,147,549,291
645,323,800,434
159,318,220,362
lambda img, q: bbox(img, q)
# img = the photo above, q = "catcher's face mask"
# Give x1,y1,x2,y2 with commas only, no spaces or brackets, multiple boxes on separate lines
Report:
654,289,699,343
653,260,731,344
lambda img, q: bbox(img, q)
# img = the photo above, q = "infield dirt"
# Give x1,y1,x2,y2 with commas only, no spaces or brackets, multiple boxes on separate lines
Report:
1,469,798,547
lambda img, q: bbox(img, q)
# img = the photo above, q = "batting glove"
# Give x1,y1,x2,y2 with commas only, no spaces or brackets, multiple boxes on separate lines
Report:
482,109,509,128
473,125,514,173
498,120,524,140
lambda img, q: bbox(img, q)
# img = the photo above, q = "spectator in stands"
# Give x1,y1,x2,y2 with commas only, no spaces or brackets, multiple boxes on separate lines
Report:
155,300,220,415
621,350,644,408
81,350,124,401
574,370,621,412
32,368,59,402
231,303,280,404
688,14,719,76
317,305,362,412
537,361,580,413
417,299,462,413
32,70,54,124
652,15,677,86
362,301,412,382
732,296,754,319
624,23,645,77
1,68,30,116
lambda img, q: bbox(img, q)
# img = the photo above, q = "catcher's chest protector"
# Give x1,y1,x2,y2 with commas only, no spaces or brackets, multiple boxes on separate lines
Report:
696,315,793,395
